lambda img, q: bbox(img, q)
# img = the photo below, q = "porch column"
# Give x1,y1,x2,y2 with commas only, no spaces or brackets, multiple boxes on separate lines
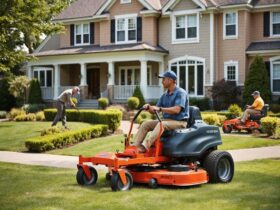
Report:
54,64,61,99
108,61,115,85
27,66,32,79
79,63,88,100
140,60,147,98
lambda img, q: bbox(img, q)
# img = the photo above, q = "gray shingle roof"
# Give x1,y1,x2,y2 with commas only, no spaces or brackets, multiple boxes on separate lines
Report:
252,0,280,6
246,41,280,52
31,43,168,57
53,0,107,21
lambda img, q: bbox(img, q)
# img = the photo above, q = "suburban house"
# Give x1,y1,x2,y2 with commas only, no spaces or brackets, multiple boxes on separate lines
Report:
26,0,280,106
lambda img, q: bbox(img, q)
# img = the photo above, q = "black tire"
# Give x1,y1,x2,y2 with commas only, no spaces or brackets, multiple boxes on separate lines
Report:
148,178,158,189
222,125,232,134
203,150,234,183
111,171,133,191
76,166,98,186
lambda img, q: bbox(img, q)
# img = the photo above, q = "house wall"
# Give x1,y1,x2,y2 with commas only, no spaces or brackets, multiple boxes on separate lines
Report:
109,0,143,16
94,22,100,45
172,0,198,10
99,20,111,46
60,25,70,48
159,13,211,84
250,12,273,42
143,16,158,46
100,63,108,93
60,64,80,86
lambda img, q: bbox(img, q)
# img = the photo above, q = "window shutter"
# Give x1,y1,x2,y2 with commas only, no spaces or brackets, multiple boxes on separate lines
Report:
111,19,115,43
263,12,270,37
90,22,94,44
70,24,75,46
265,61,271,87
137,17,142,41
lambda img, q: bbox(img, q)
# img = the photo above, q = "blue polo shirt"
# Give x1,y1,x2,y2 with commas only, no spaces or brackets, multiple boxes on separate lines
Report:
156,86,189,120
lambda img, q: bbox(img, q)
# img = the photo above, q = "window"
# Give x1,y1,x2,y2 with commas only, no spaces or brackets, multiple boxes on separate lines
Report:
119,66,152,85
174,14,198,43
272,12,280,36
224,61,238,82
170,58,204,96
272,61,280,92
33,68,53,87
75,23,89,45
116,16,137,43
224,11,238,39
121,0,131,4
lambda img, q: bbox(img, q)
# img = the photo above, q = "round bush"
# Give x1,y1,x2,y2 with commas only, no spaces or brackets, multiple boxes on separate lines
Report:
127,97,140,110
260,117,280,136
9,108,26,120
98,98,109,109
0,111,7,119
227,104,242,119
36,111,45,121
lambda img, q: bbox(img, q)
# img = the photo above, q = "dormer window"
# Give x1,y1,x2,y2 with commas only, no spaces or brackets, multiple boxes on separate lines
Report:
272,12,280,36
75,23,89,45
116,15,137,43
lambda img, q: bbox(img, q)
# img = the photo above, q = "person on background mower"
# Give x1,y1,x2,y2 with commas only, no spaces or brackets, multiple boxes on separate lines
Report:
51,86,80,129
239,91,264,124
133,70,189,153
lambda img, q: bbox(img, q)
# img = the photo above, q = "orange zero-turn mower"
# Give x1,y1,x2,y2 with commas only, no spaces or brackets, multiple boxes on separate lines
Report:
76,106,234,191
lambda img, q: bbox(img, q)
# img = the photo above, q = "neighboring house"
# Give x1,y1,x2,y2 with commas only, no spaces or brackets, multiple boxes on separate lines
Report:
27,0,280,105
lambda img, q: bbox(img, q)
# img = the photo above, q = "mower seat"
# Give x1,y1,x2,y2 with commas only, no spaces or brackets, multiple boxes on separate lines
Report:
249,104,269,121
186,106,202,128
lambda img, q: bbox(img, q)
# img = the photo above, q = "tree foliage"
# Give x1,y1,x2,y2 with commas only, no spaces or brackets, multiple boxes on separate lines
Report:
8,76,30,106
0,0,71,72
0,74,16,110
243,56,271,104
28,79,42,104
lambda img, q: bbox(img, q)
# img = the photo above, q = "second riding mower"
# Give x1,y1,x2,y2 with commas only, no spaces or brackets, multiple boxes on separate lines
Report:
76,106,234,191
222,104,269,134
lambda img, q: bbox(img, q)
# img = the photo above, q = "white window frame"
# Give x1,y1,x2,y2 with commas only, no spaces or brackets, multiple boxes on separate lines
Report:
270,11,280,37
74,23,90,46
168,56,205,97
33,67,53,88
171,10,200,44
223,11,238,40
270,57,280,95
120,0,131,4
118,65,152,85
224,61,239,83
115,14,137,44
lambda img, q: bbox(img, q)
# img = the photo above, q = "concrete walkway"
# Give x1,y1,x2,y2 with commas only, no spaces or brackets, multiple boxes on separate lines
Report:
0,145,280,170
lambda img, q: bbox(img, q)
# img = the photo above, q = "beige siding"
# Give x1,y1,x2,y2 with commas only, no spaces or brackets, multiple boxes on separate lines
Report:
159,13,211,84
94,22,100,45
173,0,198,11
143,16,158,46
250,12,272,42
40,34,60,51
60,25,70,48
99,20,111,46
108,0,143,16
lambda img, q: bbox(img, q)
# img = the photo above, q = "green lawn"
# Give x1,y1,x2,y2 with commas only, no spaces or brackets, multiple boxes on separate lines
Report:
0,159,279,210
0,121,95,151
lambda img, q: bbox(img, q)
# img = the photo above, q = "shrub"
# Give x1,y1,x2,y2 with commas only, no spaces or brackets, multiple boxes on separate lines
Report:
25,125,108,152
127,97,140,110
14,113,36,121
135,111,153,124
41,126,65,136
189,97,210,111
211,79,242,110
98,98,109,109
8,76,30,106
132,86,145,108
36,111,45,121
202,114,226,126
227,104,242,119
243,56,271,105
71,97,78,105
271,126,280,139
28,79,42,104
0,75,16,111
44,109,122,131
260,117,280,136
22,104,46,113
0,111,7,119
8,108,26,120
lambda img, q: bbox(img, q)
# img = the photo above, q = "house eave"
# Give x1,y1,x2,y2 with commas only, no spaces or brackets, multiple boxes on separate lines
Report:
246,50,280,56
52,14,110,24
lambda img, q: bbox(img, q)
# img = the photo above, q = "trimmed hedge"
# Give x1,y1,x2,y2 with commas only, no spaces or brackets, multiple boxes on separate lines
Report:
202,114,226,126
260,117,280,136
25,125,108,152
44,109,122,131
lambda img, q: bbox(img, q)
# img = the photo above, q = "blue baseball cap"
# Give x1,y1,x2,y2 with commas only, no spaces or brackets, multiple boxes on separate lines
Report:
158,70,177,80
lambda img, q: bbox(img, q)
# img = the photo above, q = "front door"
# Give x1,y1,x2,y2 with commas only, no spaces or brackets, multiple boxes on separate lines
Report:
87,68,100,99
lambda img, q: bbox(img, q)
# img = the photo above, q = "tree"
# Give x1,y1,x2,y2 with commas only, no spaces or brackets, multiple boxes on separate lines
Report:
243,56,271,104
0,0,72,72
8,76,30,106
0,73,16,110
132,86,145,108
28,79,42,104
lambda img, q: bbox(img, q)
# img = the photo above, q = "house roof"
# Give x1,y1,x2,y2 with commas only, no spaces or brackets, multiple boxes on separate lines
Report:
252,0,280,6
31,43,168,57
246,41,280,52
53,0,107,21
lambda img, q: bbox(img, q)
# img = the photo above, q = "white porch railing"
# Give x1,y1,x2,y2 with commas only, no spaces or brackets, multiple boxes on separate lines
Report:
113,85,162,100
41,87,53,100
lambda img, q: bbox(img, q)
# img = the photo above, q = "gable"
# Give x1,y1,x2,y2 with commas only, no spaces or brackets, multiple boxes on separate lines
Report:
107,0,145,16
173,0,201,11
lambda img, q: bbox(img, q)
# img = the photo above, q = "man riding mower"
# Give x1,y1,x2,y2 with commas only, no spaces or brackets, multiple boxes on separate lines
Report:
223,91,268,133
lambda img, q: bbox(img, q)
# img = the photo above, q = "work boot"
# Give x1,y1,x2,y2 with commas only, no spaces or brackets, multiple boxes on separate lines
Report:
137,145,147,153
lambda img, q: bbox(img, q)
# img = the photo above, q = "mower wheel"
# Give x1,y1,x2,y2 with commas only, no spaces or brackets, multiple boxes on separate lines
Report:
148,178,158,189
111,171,133,191
76,166,98,186
222,125,232,134
203,150,234,183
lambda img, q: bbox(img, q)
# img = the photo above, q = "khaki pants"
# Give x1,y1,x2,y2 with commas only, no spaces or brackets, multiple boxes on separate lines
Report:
133,119,187,149
241,109,261,122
